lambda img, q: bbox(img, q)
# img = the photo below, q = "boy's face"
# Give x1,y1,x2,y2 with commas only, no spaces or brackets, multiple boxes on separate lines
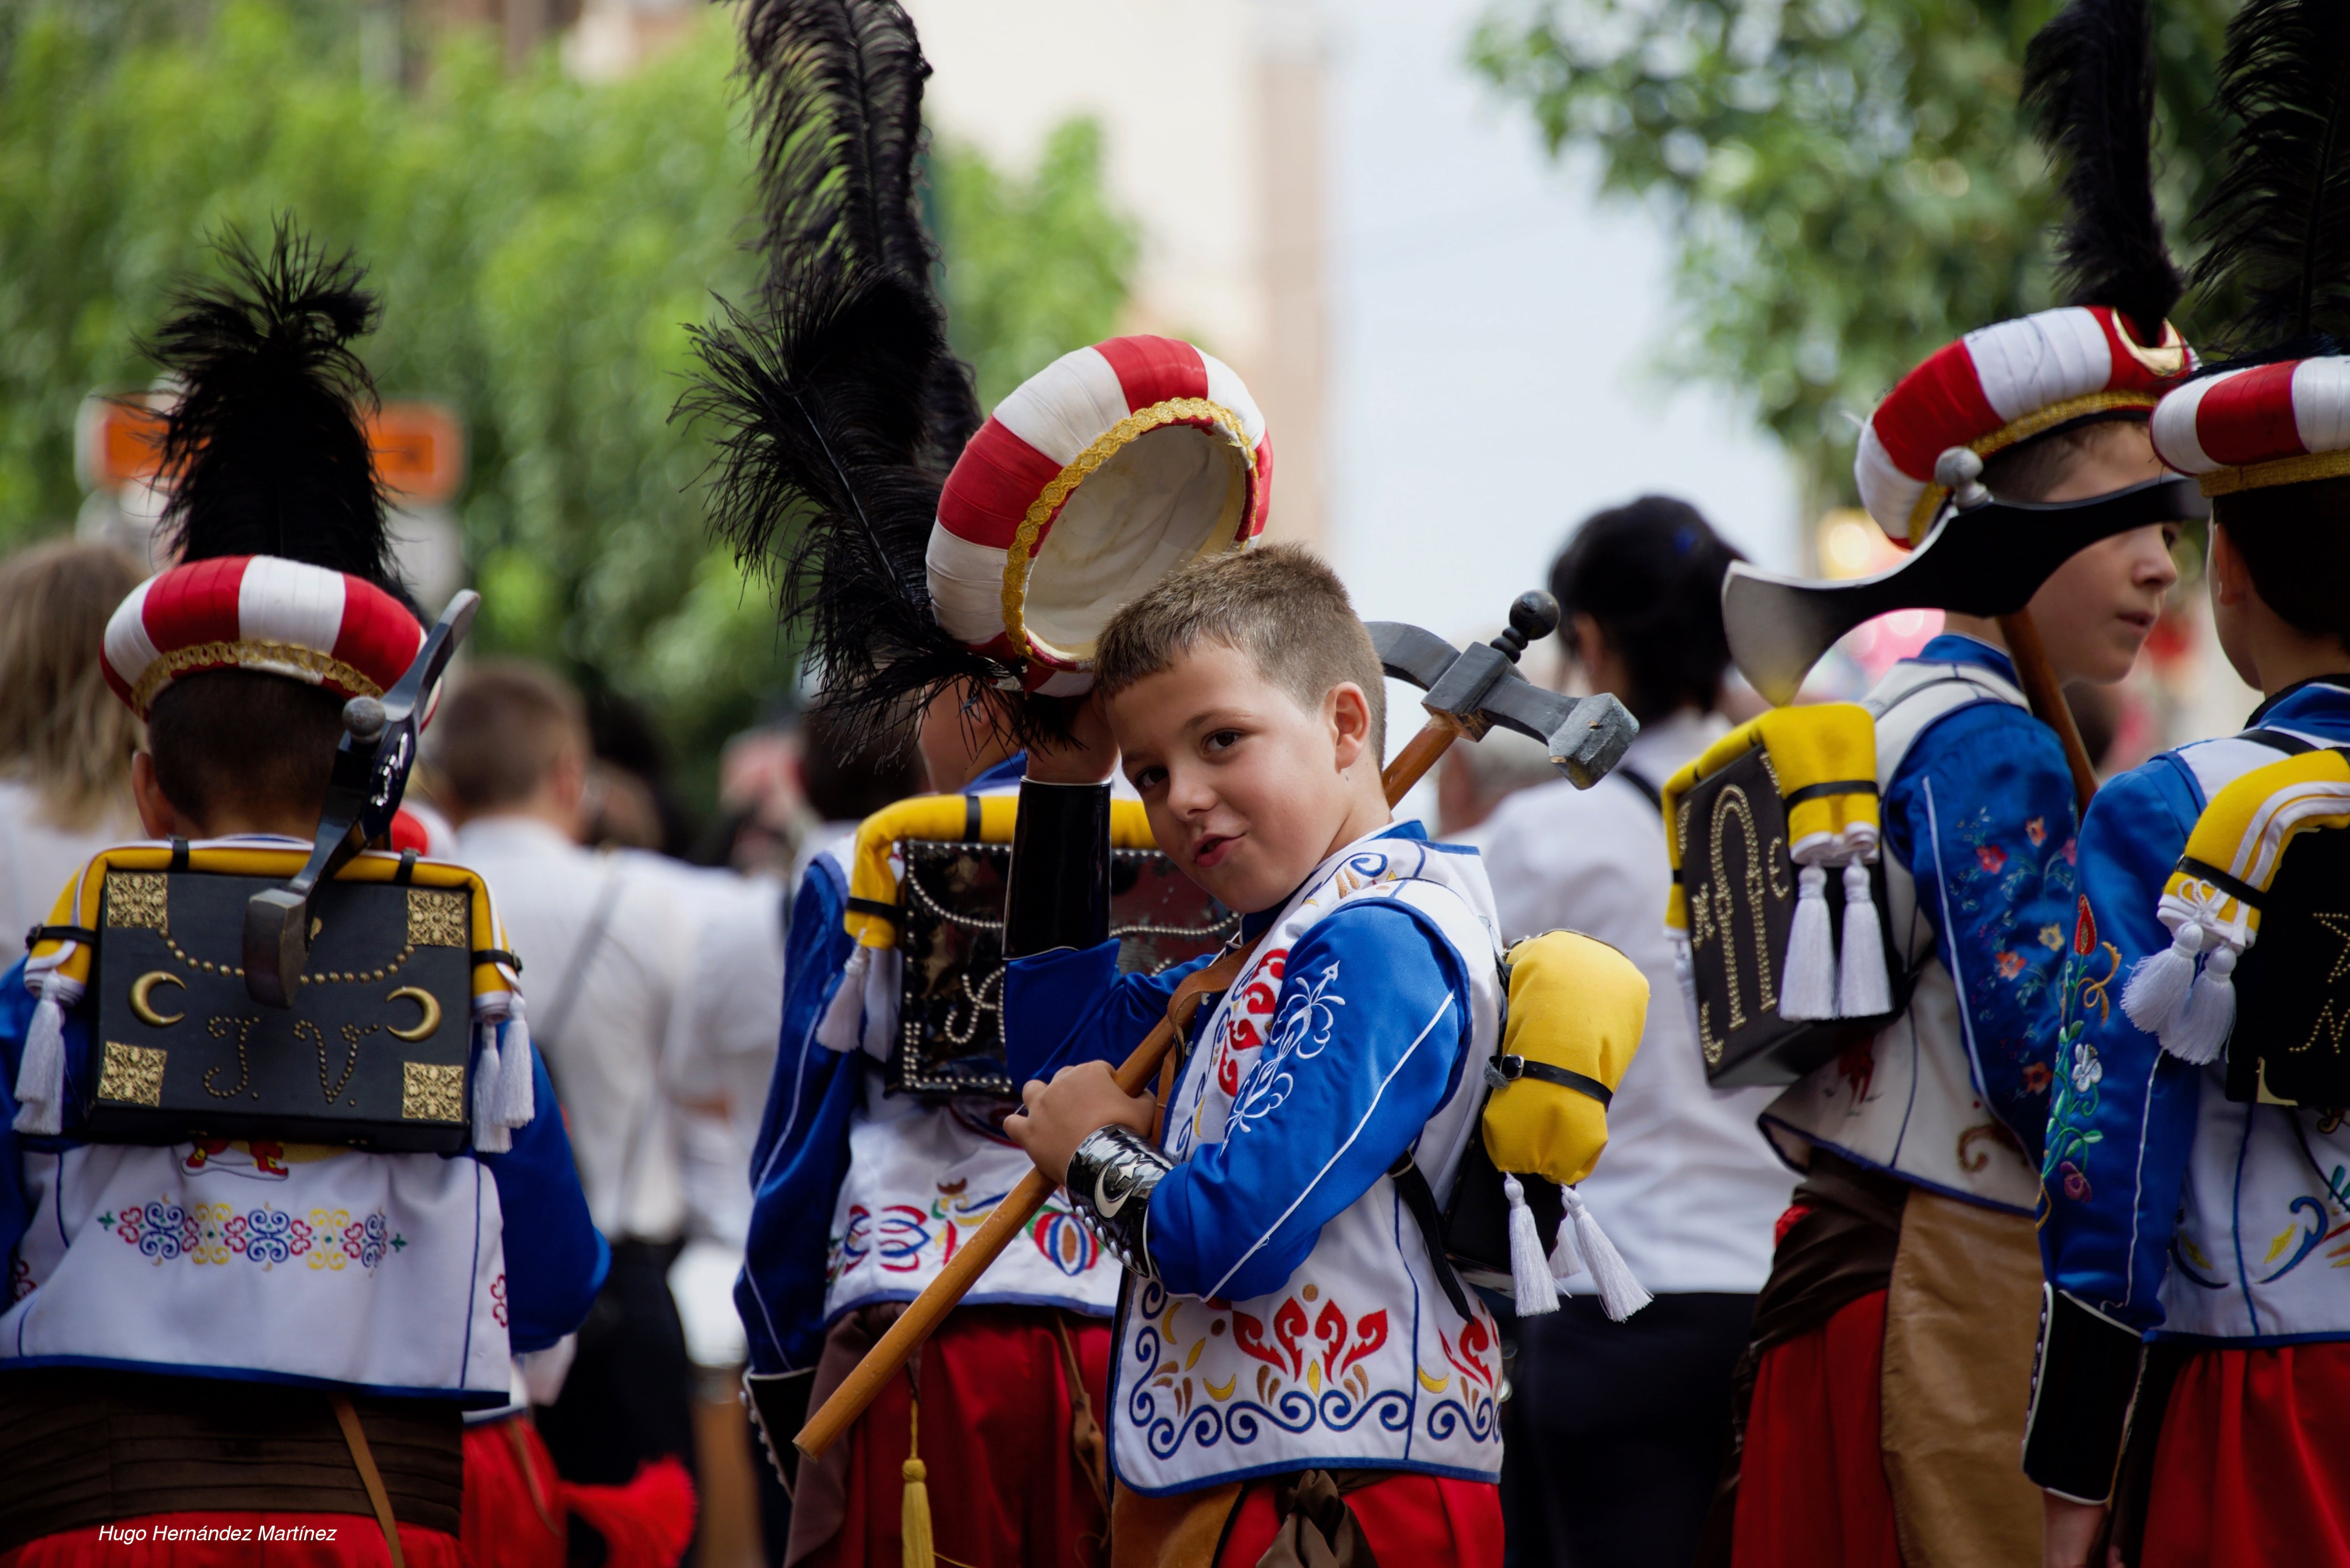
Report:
2021,423,2180,685
1105,640,1376,915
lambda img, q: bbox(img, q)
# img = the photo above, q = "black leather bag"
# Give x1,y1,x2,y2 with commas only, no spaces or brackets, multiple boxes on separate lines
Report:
86,868,475,1152
1677,745,1902,1086
889,840,1237,1099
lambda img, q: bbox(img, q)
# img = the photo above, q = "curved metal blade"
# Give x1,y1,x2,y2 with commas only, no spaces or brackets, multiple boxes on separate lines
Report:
1724,476,2206,705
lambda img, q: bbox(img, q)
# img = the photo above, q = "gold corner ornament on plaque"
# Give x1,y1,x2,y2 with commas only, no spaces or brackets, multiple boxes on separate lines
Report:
99,1042,168,1107
105,873,169,932
406,889,468,949
402,1061,466,1123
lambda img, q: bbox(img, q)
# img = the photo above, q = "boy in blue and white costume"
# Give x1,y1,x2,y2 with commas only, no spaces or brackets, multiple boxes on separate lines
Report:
736,686,1123,1567
1002,546,1511,1564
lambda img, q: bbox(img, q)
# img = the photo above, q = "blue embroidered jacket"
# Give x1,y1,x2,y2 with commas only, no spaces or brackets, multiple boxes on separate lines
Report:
1003,822,1478,1302
2040,679,2350,1340
1877,637,2082,1165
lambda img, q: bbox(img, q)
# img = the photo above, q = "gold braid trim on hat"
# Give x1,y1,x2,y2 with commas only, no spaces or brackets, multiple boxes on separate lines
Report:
1902,389,2166,544
998,397,1255,669
2198,447,2350,497
133,639,384,717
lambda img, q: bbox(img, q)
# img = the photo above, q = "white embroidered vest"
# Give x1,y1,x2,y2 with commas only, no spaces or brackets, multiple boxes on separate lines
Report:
817,802,1123,1322
1110,833,1505,1495
1760,660,2044,1213
2146,728,2350,1340
1,1141,512,1398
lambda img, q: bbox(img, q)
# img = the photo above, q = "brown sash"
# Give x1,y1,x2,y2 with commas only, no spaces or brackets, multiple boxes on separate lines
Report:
0,1369,463,1552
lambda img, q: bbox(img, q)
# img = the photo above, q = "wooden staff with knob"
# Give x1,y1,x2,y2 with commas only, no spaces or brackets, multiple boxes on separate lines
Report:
1996,609,2100,811
794,590,1633,1459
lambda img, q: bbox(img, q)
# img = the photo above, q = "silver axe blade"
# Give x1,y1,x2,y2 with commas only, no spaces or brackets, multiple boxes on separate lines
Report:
1723,470,2206,705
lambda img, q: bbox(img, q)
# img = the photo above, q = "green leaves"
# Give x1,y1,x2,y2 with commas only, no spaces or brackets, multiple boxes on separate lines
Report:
1471,0,2231,502
0,1,1135,808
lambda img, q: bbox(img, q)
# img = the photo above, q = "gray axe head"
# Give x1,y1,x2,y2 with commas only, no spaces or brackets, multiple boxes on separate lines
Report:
1370,591,1639,789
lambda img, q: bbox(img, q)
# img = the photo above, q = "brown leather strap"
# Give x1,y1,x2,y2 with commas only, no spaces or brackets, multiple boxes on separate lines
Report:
1053,1312,1111,1515
500,1417,560,1537
330,1394,406,1568
1149,950,1245,1138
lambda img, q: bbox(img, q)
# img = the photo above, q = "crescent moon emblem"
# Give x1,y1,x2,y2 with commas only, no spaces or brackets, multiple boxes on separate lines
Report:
129,971,186,1028
386,986,442,1042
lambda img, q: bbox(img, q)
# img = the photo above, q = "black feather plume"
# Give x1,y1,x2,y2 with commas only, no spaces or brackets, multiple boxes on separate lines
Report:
2186,0,2350,356
2023,0,2183,338
141,219,402,588
686,0,1019,753
737,0,980,462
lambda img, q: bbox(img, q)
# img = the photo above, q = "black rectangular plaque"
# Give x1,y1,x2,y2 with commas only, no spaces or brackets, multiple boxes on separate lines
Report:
86,869,475,1151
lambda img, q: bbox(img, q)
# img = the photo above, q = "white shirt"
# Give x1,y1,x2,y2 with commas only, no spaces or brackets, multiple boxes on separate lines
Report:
1462,708,1795,1295
455,815,690,1244
0,779,136,944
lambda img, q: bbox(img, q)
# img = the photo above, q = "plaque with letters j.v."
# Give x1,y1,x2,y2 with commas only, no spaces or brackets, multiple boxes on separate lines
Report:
1679,746,1898,1087
891,841,1239,1100
85,870,475,1151
2226,828,2350,1109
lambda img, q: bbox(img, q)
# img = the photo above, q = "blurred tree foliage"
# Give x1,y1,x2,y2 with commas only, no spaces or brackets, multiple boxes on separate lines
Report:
1471,0,2234,504
0,0,1135,803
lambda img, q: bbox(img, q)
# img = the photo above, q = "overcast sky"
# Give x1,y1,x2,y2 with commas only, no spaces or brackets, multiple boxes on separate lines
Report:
1324,0,1799,643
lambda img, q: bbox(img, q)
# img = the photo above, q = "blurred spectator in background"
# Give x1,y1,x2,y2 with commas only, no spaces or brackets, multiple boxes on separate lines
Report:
430,661,699,1489
710,723,816,880
1467,498,1795,1568
0,542,143,936
1435,725,1560,838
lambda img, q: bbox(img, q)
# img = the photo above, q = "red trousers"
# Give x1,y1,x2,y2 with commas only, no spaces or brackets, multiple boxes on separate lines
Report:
0,1515,459,1568
1214,1473,1501,1568
2140,1341,2350,1567
808,1308,1111,1568
1731,1290,1901,1568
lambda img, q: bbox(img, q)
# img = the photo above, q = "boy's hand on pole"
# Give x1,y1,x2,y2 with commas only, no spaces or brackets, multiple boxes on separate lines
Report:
1003,1062,1157,1185
1025,691,1120,785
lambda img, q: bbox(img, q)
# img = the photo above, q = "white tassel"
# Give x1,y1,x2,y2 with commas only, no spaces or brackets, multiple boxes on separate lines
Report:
1558,1185,1652,1321
493,1006,536,1128
2122,921,2203,1036
2165,943,2240,1066
815,948,870,1053
1779,864,1839,1021
11,987,70,1137
472,1025,511,1153
1503,1174,1559,1315
1837,861,1893,1018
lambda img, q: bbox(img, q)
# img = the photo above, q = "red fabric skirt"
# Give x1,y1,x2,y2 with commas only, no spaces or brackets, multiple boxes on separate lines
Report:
810,1309,1111,1568
1731,1289,1901,1568
1213,1473,1500,1568
0,1514,458,1568
2140,1340,2350,1567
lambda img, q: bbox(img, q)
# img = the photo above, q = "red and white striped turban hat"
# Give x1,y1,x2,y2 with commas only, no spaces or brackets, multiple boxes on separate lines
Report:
103,555,424,718
1855,305,2193,546
2150,358,2350,497
927,334,1272,695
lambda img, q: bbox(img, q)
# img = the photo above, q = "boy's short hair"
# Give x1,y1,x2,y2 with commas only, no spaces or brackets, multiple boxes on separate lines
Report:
1981,415,2150,502
429,661,590,813
1093,544,1386,752
2213,476,2350,648
147,670,346,829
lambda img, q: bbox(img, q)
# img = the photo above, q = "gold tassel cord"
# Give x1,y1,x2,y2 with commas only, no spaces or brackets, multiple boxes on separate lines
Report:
902,1374,935,1568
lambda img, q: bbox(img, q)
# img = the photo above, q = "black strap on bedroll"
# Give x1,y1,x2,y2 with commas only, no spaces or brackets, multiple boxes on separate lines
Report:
1614,767,1663,812
1387,1151,1475,1320
1484,1053,1613,1107
23,925,96,953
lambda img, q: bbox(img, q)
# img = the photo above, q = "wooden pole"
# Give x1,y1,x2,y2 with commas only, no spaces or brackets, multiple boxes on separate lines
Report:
1995,609,2098,812
791,708,1469,1458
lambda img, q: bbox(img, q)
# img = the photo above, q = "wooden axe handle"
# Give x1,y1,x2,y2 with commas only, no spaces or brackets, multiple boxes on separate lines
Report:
1995,610,2097,812
791,711,1468,1458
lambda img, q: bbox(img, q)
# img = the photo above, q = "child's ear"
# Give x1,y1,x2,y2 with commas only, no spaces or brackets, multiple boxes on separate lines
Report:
2209,520,2252,607
1329,682,1371,771
130,752,187,839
